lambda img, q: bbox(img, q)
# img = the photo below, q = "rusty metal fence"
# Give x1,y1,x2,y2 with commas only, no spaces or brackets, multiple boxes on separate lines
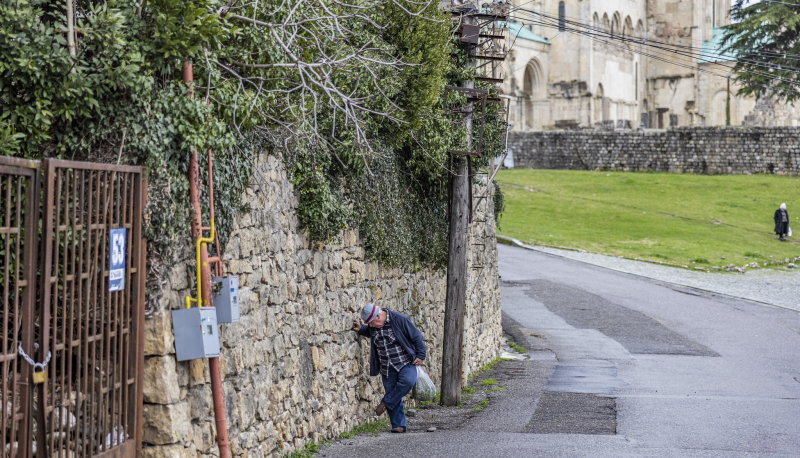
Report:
0,157,146,458
0,157,39,458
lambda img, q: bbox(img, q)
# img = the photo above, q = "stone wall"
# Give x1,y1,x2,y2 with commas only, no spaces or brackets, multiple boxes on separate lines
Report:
141,153,502,458
743,95,800,128
509,127,800,175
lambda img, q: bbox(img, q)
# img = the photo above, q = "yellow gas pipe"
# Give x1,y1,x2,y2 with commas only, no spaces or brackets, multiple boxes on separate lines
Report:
185,218,215,308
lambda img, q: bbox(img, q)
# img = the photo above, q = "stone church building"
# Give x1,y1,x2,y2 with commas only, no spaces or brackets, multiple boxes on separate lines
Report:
501,0,799,131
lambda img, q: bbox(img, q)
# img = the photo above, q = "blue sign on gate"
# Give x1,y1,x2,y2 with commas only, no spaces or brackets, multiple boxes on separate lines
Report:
109,228,126,292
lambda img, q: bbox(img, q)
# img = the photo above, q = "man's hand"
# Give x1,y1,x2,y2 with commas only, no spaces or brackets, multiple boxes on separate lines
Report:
412,358,423,366
352,318,361,332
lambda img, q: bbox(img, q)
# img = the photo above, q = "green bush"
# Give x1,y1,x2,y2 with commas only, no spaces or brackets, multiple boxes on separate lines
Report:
1,0,506,277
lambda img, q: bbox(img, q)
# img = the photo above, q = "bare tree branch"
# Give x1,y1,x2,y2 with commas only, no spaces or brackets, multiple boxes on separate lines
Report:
206,0,443,162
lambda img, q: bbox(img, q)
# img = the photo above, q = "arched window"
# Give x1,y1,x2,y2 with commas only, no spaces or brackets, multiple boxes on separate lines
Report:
559,2,566,31
624,17,633,37
523,59,545,130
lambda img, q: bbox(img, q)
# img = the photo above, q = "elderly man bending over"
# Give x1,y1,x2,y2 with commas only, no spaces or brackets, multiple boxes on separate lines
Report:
352,303,426,433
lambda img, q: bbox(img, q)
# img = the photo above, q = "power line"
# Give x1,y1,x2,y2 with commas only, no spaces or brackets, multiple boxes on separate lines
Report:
511,10,800,93
527,13,800,90
502,4,796,70
515,7,800,63
508,12,800,98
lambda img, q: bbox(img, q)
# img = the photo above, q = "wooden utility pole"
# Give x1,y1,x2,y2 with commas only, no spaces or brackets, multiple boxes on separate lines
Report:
439,1,507,406
441,15,476,407
440,119,471,405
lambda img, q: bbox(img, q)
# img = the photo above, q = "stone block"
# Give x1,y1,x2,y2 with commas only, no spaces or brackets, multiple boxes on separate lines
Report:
236,388,257,430
142,402,190,445
311,346,327,371
326,272,337,291
223,381,239,429
143,356,181,404
187,384,213,420
304,262,315,278
144,311,174,357
142,444,195,458
189,359,206,386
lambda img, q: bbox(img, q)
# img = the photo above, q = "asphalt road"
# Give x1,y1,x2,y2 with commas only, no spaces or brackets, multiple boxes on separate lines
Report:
319,244,800,457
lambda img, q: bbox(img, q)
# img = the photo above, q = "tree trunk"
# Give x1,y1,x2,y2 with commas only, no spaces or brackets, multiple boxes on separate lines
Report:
66,0,77,73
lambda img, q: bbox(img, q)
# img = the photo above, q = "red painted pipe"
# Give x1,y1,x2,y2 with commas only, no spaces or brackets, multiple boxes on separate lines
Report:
208,147,223,277
208,357,229,455
183,59,230,458
202,50,223,278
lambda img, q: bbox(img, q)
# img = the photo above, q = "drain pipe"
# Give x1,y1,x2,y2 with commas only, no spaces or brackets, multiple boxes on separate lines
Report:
183,59,231,458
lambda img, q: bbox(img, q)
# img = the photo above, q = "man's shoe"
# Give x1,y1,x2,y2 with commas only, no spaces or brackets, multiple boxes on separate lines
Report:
390,426,406,433
780,236,787,241
375,401,386,416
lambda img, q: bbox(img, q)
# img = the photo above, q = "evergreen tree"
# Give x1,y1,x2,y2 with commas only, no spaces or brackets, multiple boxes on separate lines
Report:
722,0,800,103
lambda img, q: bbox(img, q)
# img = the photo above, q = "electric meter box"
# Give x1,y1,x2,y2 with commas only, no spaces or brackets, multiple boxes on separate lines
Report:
212,276,240,323
172,307,220,361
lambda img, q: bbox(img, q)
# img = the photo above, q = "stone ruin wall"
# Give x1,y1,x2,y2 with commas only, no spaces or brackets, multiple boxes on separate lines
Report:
743,96,800,128
140,153,503,458
509,127,800,175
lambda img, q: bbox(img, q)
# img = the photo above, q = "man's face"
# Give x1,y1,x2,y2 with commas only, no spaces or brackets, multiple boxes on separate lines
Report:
368,311,386,328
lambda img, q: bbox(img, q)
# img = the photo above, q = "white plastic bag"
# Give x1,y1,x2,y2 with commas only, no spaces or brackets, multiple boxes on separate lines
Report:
789,227,793,237
413,366,436,402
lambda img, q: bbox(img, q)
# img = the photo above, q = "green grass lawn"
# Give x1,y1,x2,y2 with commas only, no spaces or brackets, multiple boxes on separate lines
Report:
496,169,800,270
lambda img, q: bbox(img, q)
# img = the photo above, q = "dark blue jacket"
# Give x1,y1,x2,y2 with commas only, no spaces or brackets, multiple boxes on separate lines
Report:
357,310,426,377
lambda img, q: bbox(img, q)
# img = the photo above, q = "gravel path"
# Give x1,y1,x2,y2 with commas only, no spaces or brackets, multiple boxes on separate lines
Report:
498,237,800,313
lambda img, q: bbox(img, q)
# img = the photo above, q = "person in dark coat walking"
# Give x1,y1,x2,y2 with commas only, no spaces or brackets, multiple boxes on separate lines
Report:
774,203,790,241
352,303,425,433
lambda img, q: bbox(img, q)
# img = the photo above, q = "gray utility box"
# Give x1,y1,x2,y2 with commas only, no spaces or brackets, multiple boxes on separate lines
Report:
212,276,240,323
172,307,220,361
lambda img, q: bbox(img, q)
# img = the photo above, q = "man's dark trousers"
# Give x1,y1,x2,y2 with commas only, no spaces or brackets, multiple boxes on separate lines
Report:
382,364,417,429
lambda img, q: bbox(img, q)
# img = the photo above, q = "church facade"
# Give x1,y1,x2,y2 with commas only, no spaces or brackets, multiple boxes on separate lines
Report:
501,0,795,132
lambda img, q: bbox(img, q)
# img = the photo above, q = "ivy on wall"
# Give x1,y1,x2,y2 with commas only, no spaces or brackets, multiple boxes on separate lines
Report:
0,0,246,308
285,68,507,267
283,7,509,267
0,0,505,289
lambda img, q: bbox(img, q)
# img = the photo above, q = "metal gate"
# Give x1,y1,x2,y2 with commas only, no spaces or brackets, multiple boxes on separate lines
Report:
0,157,40,458
0,157,146,458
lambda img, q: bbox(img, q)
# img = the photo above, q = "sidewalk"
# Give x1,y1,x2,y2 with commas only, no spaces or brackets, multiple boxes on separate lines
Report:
318,318,556,458
498,236,800,313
